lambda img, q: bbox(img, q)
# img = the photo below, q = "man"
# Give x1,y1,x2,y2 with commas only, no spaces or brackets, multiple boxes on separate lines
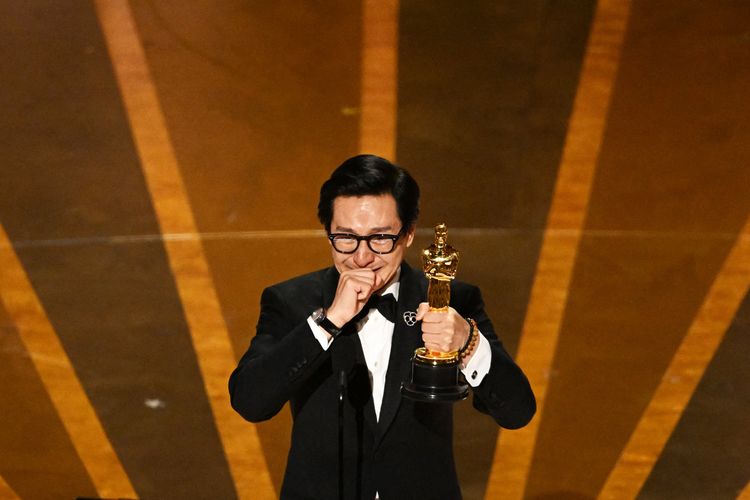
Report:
229,155,535,499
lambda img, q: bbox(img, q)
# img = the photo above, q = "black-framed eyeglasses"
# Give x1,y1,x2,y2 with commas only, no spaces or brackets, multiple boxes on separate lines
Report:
327,229,404,254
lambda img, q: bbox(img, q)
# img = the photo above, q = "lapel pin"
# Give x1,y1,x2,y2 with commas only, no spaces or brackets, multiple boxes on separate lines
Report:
403,311,417,326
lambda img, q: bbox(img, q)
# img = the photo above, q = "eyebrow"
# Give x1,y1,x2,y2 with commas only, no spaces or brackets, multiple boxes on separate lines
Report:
333,225,394,234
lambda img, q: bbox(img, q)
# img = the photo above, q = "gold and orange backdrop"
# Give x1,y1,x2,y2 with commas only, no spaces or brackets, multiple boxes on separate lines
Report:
1,1,748,499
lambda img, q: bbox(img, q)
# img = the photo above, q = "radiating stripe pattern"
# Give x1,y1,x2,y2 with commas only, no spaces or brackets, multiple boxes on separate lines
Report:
599,224,750,499
484,0,631,498
739,479,750,500
93,1,275,498
1,1,747,498
0,473,19,500
0,224,137,499
360,0,399,158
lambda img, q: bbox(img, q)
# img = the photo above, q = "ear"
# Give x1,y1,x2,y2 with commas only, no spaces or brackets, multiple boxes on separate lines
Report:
404,225,416,247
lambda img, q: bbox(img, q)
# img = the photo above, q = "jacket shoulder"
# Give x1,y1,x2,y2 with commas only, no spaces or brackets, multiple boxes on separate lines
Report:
262,267,334,313
451,278,480,296
267,267,330,292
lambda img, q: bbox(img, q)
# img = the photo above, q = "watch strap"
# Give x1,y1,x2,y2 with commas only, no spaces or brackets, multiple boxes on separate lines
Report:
312,308,343,338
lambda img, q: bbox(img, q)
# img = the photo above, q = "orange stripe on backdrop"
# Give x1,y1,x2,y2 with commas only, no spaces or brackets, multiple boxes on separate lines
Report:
0,225,137,499
739,479,750,500
598,221,750,499
359,0,399,159
0,473,19,500
484,0,631,498
93,1,275,499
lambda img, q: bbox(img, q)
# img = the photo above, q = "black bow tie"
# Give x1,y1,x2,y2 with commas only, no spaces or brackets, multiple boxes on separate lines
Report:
365,293,397,323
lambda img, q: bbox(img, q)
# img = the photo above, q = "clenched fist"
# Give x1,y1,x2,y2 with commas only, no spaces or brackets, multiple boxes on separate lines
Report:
416,302,471,357
325,269,385,328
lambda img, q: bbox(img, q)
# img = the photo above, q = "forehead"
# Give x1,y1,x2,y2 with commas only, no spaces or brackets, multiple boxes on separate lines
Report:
331,195,400,230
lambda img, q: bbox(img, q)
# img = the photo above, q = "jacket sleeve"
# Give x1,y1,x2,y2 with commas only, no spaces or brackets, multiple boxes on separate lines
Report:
460,285,536,429
228,285,330,422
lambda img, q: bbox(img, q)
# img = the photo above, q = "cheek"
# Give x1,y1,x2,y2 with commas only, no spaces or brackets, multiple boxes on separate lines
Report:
331,250,348,269
380,255,399,273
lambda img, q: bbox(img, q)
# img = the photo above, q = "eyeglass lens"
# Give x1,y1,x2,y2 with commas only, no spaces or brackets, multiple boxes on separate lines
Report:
330,234,398,254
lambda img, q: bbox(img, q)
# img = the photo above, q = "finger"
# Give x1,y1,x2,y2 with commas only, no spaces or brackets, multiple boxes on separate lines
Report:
420,309,450,324
346,267,377,277
340,267,375,278
343,273,376,291
333,273,375,305
415,302,430,320
356,288,372,302
372,271,384,291
420,322,448,334
422,334,454,353
342,273,376,290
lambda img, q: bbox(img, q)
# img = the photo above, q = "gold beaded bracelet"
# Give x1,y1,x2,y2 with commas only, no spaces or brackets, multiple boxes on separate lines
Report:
459,318,479,363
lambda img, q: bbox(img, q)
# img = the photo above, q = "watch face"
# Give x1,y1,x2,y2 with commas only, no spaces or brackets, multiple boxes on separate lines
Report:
311,307,341,337
311,308,325,323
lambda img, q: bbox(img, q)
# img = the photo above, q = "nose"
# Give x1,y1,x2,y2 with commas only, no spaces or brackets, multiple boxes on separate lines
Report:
352,240,376,267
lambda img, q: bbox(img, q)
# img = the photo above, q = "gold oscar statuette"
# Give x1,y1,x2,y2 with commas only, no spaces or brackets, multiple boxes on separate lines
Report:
401,223,469,402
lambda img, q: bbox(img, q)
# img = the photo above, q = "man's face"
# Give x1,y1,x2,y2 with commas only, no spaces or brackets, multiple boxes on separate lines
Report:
329,194,415,290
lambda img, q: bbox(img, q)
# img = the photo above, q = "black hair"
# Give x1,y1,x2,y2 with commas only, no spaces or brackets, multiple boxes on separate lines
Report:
317,154,420,232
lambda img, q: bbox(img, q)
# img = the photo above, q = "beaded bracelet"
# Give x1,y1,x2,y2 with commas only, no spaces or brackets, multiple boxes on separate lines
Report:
459,318,479,361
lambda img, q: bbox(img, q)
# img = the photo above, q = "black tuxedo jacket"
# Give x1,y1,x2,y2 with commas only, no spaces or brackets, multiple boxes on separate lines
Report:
229,262,535,500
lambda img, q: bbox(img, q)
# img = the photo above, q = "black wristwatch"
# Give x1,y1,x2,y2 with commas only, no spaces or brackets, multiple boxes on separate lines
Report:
311,308,343,338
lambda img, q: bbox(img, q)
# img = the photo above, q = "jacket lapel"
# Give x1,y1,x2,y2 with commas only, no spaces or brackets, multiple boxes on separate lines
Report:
375,262,426,445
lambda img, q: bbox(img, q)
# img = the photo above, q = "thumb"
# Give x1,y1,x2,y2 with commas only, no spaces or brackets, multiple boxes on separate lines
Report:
415,302,430,320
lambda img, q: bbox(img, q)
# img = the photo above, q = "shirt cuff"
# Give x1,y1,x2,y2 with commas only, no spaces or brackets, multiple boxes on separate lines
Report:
460,331,491,387
307,316,333,350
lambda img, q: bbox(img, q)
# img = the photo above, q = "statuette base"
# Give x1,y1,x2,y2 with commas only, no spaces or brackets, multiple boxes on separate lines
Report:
401,352,469,403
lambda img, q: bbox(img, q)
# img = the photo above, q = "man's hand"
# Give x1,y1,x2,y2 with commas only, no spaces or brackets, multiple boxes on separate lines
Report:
416,302,471,355
325,269,384,329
